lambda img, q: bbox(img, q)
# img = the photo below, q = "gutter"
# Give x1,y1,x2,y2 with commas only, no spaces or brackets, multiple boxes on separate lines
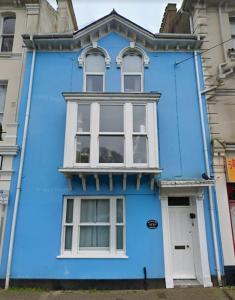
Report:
5,38,36,289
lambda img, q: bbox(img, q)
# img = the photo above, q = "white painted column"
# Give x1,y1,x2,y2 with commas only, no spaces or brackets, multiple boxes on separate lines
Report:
160,196,174,288
214,155,235,266
195,193,213,287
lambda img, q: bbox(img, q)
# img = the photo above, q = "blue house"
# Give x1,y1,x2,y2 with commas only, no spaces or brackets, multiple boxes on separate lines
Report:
0,11,224,289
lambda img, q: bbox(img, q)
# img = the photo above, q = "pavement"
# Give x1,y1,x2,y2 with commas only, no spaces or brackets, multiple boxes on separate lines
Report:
0,288,235,300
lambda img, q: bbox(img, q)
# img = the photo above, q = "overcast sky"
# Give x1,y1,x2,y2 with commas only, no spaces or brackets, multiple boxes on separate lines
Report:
50,0,183,33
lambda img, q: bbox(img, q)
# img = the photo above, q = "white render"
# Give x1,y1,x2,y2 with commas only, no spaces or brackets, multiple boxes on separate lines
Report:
179,0,235,270
0,0,77,262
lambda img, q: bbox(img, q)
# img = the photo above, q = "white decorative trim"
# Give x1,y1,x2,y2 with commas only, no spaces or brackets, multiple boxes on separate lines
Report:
0,145,18,156
78,44,111,68
159,179,214,188
62,92,161,102
116,44,150,68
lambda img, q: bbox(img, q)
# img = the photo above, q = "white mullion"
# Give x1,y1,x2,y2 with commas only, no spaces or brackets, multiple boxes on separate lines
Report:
61,198,67,255
72,198,80,255
90,102,99,167
64,101,77,167
125,103,133,167
147,103,157,168
110,197,116,254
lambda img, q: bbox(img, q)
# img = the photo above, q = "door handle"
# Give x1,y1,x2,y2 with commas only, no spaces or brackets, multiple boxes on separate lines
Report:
186,245,189,248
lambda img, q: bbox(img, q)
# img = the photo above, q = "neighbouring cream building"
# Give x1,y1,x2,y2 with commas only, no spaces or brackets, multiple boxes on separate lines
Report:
160,0,235,284
0,0,77,262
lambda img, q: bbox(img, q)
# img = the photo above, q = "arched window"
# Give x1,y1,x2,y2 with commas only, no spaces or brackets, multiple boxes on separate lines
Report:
1,14,16,52
85,50,105,92
122,51,143,92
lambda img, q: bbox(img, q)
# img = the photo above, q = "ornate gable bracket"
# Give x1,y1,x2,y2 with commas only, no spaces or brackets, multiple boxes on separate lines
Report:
116,42,150,68
78,42,111,68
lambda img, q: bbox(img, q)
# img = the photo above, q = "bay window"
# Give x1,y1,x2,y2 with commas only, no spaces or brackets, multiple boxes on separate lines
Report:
62,94,159,170
61,196,126,257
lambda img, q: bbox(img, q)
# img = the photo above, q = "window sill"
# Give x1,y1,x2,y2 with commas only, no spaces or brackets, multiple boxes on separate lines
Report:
0,52,22,58
57,254,128,259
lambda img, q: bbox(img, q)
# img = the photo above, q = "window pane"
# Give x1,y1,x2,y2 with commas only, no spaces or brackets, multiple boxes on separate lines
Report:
86,75,103,92
3,17,15,34
124,75,141,92
65,226,73,250
133,105,146,132
116,226,123,250
80,199,110,223
85,52,105,72
77,104,90,132
99,136,124,163
168,197,190,206
79,226,110,248
66,199,73,223
100,105,123,132
0,85,7,114
1,37,13,52
116,199,123,223
230,19,235,35
133,136,147,163
123,54,142,72
76,136,90,163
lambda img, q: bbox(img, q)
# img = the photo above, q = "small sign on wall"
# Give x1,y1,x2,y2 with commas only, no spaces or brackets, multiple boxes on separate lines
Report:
146,219,158,229
226,157,235,182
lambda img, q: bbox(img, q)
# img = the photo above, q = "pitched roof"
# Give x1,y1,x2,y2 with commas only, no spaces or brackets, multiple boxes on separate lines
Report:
23,9,202,51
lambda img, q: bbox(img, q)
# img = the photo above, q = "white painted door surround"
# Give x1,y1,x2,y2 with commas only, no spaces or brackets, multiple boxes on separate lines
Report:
160,186,212,288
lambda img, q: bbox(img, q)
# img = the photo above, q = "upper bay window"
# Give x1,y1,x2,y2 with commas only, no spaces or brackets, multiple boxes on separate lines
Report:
62,93,160,171
122,52,143,92
1,15,15,52
85,50,105,92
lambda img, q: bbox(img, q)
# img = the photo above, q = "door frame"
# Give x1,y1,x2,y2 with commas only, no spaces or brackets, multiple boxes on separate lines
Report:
160,187,212,288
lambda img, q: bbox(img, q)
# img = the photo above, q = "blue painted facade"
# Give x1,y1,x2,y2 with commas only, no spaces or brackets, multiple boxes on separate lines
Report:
0,20,224,285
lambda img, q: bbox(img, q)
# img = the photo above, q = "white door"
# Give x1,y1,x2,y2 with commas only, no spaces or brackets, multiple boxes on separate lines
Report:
168,197,196,279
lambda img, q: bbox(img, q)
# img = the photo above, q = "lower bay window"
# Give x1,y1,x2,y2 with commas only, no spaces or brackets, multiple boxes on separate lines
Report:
61,196,126,258
63,94,158,169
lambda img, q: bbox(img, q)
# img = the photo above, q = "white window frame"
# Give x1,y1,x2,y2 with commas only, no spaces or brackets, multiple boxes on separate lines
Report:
64,100,157,169
83,51,105,92
0,14,15,53
0,81,7,125
59,196,127,258
121,53,144,93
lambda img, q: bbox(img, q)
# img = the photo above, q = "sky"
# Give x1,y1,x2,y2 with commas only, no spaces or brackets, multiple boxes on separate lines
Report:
49,0,183,33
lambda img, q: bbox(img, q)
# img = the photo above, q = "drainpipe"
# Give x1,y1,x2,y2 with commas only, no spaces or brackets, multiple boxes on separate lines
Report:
194,50,222,287
5,40,36,289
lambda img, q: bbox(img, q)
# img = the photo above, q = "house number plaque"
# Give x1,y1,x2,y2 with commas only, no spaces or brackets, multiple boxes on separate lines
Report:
147,219,158,229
